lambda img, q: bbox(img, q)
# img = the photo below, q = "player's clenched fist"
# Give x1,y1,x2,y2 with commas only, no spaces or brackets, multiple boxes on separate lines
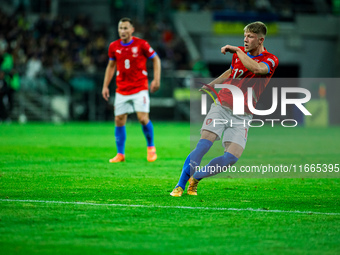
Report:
221,45,239,54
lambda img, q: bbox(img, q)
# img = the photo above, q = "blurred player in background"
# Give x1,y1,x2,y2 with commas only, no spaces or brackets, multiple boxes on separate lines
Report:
171,21,279,196
102,17,161,163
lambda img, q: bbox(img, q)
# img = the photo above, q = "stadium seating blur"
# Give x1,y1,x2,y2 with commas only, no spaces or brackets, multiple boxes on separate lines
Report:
0,0,339,123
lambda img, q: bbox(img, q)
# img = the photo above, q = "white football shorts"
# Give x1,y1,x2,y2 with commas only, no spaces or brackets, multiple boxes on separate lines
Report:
114,90,150,116
201,103,253,149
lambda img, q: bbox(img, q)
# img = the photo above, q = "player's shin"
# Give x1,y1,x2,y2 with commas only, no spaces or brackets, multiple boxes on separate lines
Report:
193,152,238,180
176,139,213,189
142,120,154,147
115,126,126,155
142,121,158,162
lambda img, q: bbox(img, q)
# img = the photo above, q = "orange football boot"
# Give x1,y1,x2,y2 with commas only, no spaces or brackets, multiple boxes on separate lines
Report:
170,186,184,197
109,153,125,163
147,147,157,162
187,177,199,195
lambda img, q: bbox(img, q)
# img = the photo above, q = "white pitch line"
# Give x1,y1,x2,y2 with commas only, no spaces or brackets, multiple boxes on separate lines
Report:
0,199,339,216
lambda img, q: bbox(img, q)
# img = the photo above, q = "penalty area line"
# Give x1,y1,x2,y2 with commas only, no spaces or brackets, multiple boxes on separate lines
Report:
0,199,339,216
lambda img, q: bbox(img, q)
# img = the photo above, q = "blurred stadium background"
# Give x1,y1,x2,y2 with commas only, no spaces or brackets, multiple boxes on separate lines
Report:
1,2,339,254
0,0,339,124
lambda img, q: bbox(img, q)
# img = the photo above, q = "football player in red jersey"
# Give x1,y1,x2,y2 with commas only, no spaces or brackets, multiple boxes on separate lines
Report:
102,17,161,163
171,21,279,197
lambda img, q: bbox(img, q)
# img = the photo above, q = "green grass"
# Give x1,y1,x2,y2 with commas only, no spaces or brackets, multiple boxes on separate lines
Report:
0,122,339,255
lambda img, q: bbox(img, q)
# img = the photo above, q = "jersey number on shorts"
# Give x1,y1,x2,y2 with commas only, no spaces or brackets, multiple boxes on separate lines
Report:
124,59,130,69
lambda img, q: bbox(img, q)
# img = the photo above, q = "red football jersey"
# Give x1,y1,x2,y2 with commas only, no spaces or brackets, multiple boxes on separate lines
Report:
219,47,279,114
108,36,157,95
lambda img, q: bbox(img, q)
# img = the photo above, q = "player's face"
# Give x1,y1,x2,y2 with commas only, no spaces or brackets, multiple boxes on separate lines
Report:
118,21,134,42
243,31,262,53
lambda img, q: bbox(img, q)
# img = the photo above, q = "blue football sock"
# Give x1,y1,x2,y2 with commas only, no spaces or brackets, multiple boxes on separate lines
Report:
193,152,238,181
142,120,154,147
176,139,213,189
115,126,126,155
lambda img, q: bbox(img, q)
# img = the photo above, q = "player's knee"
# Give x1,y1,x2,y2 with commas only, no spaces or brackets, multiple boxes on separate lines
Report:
138,115,149,125
115,115,126,126
224,143,244,159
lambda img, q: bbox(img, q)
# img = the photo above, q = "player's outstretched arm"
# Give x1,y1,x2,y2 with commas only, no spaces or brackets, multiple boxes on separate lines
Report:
102,60,116,101
221,44,239,54
200,68,232,92
150,55,161,93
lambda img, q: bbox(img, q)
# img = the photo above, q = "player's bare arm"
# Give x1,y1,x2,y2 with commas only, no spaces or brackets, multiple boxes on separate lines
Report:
236,48,268,75
102,60,116,101
208,68,232,86
200,68,232,92
221,45,268,75
150,54,161,93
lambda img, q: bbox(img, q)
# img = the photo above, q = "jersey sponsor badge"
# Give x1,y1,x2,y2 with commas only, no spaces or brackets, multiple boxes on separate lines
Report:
267,58,275,67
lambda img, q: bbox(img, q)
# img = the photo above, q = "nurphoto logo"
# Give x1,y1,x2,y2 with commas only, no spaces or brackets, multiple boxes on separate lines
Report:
201,84,312,127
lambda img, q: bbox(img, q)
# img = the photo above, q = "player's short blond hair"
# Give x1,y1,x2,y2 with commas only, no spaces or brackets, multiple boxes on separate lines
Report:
244,21,267,38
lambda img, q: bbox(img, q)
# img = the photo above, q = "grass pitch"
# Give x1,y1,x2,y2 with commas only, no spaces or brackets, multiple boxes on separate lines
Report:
0,122,339,255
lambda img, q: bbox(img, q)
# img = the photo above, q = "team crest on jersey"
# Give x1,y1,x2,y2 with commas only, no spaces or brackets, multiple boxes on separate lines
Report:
206,118,212,125
132,47,138,53
132,47,138,57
